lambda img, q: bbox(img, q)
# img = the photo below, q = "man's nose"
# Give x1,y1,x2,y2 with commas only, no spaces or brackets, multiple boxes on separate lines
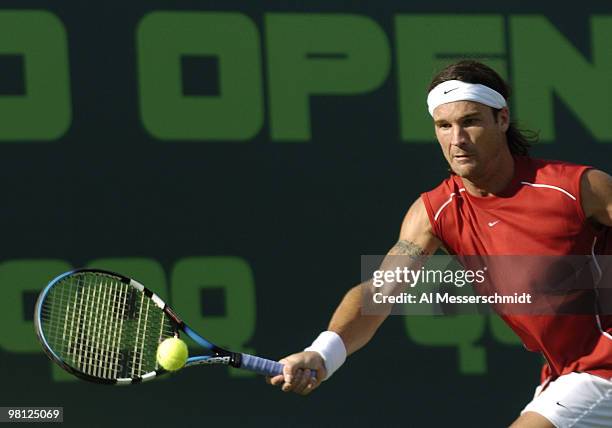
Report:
450,125,468,146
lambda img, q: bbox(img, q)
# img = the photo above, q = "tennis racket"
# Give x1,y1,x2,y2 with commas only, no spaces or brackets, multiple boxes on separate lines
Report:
34,268,291,385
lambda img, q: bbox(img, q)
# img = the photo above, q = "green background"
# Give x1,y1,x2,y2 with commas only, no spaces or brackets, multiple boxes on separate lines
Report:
0,1,610,426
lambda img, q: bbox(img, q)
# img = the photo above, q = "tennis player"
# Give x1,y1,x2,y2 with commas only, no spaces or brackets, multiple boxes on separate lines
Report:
267,60,612,427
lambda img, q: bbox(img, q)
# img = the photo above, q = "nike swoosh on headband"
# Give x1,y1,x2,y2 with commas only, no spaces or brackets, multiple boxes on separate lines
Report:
427,80,507,116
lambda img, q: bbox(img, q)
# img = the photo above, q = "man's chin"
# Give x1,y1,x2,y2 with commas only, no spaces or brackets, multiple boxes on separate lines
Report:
451,165,474,178
451,158,480,176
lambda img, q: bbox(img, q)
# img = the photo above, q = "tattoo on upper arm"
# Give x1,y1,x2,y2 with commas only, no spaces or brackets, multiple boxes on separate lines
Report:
388,240,429,256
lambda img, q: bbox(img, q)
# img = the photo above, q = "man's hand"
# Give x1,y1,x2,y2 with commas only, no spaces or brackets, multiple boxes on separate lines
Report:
266,351,327,395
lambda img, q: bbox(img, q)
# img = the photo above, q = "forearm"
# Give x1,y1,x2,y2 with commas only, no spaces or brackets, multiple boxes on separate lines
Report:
327,237,436,356
327,283,387,356
270,200,439,393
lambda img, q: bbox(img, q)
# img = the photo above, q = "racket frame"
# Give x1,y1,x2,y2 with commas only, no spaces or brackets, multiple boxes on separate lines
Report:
35,268,246,385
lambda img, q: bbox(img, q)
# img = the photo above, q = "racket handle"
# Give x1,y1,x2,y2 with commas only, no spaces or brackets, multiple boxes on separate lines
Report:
239,353,318,378
239,353,283,376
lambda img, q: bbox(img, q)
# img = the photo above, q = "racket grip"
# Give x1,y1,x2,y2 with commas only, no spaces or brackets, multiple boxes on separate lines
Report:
239,353,283,376
239,353,318,378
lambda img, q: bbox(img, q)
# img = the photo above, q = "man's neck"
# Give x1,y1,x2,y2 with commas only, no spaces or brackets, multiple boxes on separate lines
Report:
461,152,515,197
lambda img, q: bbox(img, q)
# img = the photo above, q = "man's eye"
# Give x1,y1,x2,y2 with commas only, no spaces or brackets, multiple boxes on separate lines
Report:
464,118,478,126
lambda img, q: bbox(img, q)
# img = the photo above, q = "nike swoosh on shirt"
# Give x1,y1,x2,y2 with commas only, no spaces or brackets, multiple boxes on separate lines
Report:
556,401,569,410
488,220,500,227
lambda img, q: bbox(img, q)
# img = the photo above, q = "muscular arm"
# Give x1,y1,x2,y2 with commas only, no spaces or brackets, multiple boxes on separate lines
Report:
581,169,612,227
329,198,440,355
267,198,440,395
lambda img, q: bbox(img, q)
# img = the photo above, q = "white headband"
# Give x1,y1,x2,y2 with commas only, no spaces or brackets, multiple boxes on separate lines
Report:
427,80,507,117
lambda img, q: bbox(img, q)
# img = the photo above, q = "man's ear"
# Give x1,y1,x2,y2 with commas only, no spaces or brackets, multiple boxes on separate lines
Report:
497,107,510,132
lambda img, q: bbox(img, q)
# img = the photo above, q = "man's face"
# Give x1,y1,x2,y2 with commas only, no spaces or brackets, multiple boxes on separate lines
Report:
433,101,509,180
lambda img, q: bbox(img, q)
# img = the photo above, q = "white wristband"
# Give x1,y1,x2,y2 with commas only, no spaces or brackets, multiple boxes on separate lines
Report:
304,331,347,380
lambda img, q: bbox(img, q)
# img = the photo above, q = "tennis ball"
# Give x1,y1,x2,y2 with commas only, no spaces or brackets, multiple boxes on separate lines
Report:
156,337,188,371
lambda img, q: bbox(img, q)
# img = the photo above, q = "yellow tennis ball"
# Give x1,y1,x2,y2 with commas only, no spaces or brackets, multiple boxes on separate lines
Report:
156,337,188,371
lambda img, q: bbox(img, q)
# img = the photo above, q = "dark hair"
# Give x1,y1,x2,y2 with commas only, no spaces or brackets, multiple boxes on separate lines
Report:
428,60,538,156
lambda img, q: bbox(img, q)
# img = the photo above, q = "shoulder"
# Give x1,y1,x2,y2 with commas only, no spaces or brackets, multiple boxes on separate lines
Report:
523,156,590,180
401,198,432,233
421,176,463,213
418,178,460,251
518,156,590,201
396,198,441,255
580,169,612,226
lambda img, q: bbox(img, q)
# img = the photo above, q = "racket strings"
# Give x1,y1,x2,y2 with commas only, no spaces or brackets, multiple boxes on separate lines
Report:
40,273,174,380
42,274,127,378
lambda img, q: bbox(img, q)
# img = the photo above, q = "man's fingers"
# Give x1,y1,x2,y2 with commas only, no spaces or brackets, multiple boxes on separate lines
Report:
314,365,326,385
267,374,285,386
294,369,314,395
266,352,325,395
282,361,295,385
286,368,316,395
282,368,302,392
301,379,318,396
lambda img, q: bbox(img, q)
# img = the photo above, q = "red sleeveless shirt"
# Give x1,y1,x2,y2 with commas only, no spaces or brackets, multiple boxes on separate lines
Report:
421,156,612,381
